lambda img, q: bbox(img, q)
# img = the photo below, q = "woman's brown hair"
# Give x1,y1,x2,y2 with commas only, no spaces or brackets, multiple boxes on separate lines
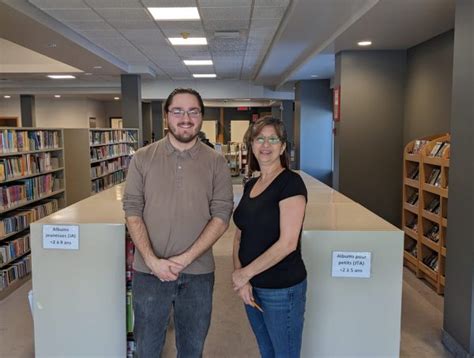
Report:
244,116,290,173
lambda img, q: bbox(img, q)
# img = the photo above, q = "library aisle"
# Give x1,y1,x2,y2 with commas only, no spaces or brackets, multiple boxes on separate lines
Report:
0,219,452,357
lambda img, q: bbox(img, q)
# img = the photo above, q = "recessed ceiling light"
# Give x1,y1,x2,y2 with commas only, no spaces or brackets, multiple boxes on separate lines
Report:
169,37,207,46
148,7,200,20
358,41,372,47
84,73,93,76
193,74,216,78
47,75,76,79
3,95,11,99
54,95,61,98
311,74,319,78
93,66,102,69
114,97,120,100
184,60,213,66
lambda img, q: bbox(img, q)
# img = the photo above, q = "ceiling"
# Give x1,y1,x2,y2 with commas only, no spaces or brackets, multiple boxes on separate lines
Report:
0,0,455,98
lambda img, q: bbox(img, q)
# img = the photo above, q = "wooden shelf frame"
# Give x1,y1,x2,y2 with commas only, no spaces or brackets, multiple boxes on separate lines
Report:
402,133,450,295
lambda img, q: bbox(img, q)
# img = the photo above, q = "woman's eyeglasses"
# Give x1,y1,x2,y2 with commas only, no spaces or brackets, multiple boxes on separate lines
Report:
168,108,202,119
254,135,281,145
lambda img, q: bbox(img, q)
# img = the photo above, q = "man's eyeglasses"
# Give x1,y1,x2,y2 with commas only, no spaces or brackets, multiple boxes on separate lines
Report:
254,135,281,145
168,108,202,119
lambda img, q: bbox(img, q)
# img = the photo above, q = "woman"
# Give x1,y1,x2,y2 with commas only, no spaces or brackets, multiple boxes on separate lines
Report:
232,116,308,358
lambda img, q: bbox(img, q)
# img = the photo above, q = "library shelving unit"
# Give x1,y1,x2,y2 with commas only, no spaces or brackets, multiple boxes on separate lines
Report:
89,128,138,195
402,133,450,294
0,128,66,300
63,128,138,205
221,142,241,177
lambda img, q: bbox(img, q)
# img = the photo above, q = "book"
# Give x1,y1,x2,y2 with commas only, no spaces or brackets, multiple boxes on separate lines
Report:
427,168,441,185
426,198,440,213
407,191,419,205
429,142,443,156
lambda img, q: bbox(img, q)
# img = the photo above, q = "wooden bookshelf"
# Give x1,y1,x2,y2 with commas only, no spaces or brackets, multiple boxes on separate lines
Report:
63,128,138,205
402,133,450,294
0,128,66,300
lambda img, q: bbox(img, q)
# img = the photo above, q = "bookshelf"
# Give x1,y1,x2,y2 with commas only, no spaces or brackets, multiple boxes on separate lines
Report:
0,128,66,300
63,128,138,205
402,133,450,294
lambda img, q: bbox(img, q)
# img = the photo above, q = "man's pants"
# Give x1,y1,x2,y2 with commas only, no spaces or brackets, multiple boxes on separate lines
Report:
132,271,215,358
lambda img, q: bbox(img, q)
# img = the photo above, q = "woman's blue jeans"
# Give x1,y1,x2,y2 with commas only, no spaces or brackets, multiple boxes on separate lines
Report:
245,279,307,358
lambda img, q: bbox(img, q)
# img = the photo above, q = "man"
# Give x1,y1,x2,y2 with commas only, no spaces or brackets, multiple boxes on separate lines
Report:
122,88,234,357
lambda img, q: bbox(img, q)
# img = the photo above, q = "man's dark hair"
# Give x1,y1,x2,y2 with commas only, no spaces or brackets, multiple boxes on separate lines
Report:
164,88,205,116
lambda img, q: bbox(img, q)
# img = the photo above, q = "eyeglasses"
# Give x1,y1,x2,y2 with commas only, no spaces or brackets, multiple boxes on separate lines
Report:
168,108,202,119
254,135,281,145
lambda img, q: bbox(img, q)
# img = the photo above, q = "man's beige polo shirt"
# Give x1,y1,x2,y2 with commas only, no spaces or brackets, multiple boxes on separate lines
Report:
122,136,234,274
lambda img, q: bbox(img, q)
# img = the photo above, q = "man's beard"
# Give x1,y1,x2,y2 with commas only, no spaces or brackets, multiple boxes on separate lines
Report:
168,121,202,144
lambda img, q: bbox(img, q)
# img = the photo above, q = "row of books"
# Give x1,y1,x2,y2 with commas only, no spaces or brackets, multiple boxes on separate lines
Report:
425,197,440,214
0,199,59,238
89,130,137,146
406,191,419,206
429,141,450,158
0,234,30,267
425,224,440,243
410,139,429,154
406,216,418,232
91,156,131,179
408,166,419,180
91,171,125,194
427,168,442,186
126,234,136,357
405,240,417,257
90,144,135,161
0,254,31,291
422,252,439,272
0,153,60,181
0,130,61,154
0,174,60,211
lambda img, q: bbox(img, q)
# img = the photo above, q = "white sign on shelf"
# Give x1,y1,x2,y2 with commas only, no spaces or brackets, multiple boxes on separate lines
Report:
332,251,371,278
43,225,79,250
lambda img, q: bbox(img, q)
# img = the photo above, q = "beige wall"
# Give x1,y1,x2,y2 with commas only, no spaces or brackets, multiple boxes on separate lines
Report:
0,97,107,128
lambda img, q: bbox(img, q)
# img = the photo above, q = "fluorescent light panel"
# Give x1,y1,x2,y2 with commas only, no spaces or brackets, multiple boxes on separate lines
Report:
193,74,216,78
54,95,61,98
358,41,372,46
4,95,11,99
184,60,213,66
47,75,76,79
148,7,200,20
169,37,207,45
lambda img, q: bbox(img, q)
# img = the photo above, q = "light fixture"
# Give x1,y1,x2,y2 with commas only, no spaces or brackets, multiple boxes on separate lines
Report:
169,37,207,45
184,60,213,66
193,74,216,78
358,41,372,47
93,66,102,69
84,73,92,76
148,7,200,20
47,75,76,79
311,74,319,78
54,95,61,98
114,97,120,100
3,95,11,99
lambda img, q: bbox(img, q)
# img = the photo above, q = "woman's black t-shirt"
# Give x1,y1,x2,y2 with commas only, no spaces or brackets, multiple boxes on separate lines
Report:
233,169,308,289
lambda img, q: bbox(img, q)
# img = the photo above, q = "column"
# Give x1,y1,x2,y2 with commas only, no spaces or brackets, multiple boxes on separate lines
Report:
20,95,36,127
121,74,143,147
151,101,163,141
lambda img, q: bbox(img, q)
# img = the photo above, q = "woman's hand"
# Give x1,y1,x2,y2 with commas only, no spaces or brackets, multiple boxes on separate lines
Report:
232,268,251,291
237,283,254,306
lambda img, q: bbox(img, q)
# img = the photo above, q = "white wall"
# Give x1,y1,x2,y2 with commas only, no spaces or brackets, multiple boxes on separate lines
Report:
0,97,108,128
0,97,21,122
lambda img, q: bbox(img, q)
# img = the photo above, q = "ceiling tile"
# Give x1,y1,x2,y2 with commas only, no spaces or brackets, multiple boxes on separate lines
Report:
46,9,103,21
199,0,251,7
108,20,158,30
252,6,287,19
254,0,290,7
79,29,122,38
68,21,115,30
84,0,143,8
249,19,279,31
200,7,251,22
29,0,88,9
158,22,205,38
208,38,247,52
173,47,211,57
142,0,197,6
94,8,152,21
120,29,168,43
204,19,249,32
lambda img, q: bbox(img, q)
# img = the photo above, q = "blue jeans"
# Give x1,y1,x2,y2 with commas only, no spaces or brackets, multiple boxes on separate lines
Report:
132,271,214,358
245,279,307,358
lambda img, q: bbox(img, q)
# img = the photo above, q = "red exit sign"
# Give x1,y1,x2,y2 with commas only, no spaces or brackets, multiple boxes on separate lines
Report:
237,107,249,111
